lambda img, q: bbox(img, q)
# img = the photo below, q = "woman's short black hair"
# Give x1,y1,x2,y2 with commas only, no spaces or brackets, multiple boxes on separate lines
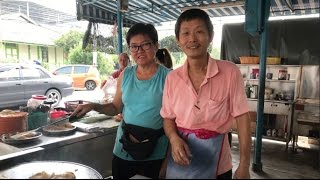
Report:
126,23,158,44
175,9,213,40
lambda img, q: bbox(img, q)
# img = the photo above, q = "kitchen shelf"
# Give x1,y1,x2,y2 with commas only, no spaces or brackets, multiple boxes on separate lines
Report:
237,64,301,68
247,98,294,104
237,64,302,146
243,79,295,83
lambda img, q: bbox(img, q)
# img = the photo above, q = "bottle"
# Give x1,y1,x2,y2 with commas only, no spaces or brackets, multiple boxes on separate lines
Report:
27,95,47,109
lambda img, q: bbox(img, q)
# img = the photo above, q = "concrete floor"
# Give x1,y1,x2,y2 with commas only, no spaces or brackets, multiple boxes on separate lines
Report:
231,134,320,179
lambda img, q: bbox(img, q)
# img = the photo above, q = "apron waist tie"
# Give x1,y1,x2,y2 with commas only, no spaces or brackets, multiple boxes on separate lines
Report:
178,127,221,139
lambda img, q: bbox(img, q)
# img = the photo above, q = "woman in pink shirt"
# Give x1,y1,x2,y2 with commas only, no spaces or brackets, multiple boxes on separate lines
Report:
160,9,252,179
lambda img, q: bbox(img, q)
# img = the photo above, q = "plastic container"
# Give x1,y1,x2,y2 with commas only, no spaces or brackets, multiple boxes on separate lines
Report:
252,68,259,79
27,95,47,109
239,56,259,64
28,111,49,130
278,70,287,80
266,57,281,65
0,111,28,135
50,110,67,121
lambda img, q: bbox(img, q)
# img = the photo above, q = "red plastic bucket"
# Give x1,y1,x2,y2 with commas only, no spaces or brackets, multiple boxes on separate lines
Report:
50,110,67,121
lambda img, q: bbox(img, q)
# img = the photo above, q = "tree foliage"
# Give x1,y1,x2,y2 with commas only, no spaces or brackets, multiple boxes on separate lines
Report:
159,35,181,52
68,45,115,75
54,31,84,54
87,29,129,55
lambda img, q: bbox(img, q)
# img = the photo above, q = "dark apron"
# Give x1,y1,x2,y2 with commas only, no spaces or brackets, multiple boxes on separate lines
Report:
166,131,224,179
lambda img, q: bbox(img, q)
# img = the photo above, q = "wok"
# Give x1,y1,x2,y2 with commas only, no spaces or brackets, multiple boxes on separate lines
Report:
0,161,103,179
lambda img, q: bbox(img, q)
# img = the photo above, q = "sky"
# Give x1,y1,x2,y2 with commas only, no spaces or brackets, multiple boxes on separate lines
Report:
28,0,76,15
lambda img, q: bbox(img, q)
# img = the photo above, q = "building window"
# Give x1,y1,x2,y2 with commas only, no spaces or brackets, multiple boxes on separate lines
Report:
5,43,18,60
41,47,48,63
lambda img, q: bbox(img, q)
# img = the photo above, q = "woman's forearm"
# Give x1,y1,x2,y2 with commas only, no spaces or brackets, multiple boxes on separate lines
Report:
163,118,179,142
93,103,119,116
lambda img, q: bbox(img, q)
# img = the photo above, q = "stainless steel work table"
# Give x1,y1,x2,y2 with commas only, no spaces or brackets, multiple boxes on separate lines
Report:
0,118,120,178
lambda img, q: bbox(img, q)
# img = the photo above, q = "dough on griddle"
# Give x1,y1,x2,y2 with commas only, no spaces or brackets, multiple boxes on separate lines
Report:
29,171,76,179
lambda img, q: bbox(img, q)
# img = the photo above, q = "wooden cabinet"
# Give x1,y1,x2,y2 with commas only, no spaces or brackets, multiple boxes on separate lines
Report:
237,64,301,146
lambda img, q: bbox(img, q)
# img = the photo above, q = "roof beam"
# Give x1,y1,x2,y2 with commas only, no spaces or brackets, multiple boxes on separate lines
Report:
181,0,245,11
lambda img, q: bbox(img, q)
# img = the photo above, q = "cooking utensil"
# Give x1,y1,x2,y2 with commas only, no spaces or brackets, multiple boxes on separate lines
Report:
0,161,103,179
30,115,72,132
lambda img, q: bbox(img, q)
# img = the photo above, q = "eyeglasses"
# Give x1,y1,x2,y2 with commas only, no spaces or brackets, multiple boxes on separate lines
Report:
129,41,154,52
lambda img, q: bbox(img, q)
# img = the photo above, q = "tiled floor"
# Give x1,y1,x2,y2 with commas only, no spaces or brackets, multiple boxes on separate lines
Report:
231,134,320,179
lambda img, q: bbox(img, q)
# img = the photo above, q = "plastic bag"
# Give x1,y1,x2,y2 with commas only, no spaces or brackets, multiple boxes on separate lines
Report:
101,76,117,103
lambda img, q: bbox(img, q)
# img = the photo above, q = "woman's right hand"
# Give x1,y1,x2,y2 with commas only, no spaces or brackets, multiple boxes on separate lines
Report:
71,103,95,117
169,135,192,166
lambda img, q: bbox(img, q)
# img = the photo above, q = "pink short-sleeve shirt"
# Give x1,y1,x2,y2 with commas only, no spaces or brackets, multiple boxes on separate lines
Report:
160,57,249,174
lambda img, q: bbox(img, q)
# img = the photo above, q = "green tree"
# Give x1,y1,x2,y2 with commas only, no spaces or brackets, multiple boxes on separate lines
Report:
68,45,115,75
103,36,117,54
112,28,130,54
54,30,84,56
159,35,181,52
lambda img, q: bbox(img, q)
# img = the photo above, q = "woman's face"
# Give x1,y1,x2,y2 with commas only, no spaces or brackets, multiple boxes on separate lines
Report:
177,19,212,59
129,34,158,66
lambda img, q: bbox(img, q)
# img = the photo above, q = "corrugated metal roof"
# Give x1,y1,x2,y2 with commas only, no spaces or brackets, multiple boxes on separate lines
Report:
0,14,60,46
76,0,320,26
0,0,77,25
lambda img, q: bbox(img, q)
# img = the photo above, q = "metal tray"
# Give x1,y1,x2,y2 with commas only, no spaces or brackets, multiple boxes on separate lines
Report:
0,161,103,179
42,124,77,136
1,131,42,145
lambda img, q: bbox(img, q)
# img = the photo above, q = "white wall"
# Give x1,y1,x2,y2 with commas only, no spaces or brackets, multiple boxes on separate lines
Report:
0,42,5,61
18,44,29,60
